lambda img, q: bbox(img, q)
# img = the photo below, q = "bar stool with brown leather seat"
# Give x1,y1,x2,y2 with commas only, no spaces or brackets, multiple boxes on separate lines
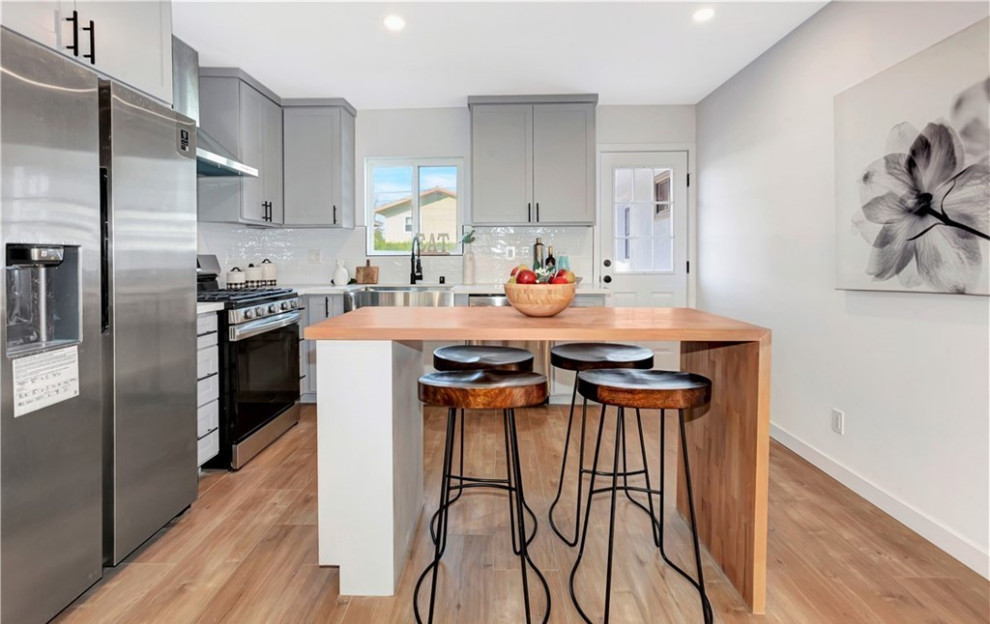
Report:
569,369,713,624
415,369,551,624
429,345,538,550
548,343,654,546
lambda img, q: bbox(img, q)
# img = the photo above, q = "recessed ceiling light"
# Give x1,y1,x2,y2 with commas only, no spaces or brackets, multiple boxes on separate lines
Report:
384,15,406,32
692,7,715,23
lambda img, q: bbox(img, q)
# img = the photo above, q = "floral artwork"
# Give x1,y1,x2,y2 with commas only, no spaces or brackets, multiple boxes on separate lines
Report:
835,19,990,295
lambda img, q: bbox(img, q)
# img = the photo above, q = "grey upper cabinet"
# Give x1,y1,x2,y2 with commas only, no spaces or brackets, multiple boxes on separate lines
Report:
198,69,283,226
2,0,173,104
282,100,357,228
469,95,597,225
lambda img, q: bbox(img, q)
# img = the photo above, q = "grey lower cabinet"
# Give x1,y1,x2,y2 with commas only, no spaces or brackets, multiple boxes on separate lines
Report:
198,68,283,226
282,100,357,228
299,294,344,403
469,95,597,226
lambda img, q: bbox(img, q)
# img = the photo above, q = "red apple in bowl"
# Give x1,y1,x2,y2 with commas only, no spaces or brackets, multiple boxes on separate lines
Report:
516,269,537,285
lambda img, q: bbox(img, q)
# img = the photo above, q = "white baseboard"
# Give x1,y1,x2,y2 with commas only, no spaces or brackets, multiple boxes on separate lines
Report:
770,423,989,579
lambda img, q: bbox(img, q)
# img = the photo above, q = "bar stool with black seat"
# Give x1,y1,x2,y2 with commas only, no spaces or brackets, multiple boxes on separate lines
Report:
547,343,654,546
429,345,538,550
569,369,714,624
415,369,552,624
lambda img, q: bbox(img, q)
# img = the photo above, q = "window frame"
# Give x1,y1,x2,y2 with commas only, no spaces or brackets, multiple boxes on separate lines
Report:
365,157,465,257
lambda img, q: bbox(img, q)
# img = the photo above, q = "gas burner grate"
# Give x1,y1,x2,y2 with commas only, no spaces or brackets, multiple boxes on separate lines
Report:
197,288,297,305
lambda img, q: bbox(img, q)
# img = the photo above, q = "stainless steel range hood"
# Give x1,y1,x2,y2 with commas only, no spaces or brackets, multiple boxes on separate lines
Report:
172,36,258,178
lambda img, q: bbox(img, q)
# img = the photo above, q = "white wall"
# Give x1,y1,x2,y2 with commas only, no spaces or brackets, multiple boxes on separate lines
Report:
598,104,695,144
696,2,989,576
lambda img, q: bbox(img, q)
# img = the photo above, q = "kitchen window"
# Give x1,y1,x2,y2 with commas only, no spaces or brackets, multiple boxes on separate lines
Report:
366,158,463,255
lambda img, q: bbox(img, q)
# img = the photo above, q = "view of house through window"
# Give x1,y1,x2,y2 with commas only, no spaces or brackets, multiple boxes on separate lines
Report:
367,159,461,255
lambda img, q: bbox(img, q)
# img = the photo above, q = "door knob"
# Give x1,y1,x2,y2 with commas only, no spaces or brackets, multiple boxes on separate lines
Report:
603,259,612,268
603,275,612,284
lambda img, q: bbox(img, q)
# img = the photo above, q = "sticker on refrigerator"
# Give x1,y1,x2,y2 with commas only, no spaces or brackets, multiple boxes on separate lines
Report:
12,345,80,417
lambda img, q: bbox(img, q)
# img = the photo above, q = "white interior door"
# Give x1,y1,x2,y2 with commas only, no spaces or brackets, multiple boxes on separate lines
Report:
599,150,689,370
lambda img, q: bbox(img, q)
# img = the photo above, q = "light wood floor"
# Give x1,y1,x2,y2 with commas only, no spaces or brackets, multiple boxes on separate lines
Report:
54,404,988,624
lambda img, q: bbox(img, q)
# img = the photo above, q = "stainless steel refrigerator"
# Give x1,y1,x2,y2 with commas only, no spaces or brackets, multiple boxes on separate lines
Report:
1,28,198,623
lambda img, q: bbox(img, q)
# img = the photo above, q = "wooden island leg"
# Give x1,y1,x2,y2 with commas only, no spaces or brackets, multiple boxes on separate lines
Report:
679,337,771,613
315,339,424,596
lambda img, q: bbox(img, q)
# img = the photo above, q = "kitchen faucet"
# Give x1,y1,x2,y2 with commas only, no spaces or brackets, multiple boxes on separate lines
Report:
410,234,423,284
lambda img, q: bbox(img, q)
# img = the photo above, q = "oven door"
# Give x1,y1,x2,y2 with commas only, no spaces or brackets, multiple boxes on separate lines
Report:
228,311,300,443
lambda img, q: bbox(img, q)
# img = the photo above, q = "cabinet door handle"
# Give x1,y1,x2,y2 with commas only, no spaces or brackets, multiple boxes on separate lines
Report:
536,202,540,222
82,20,95,64
65,11,80,56
324,297,329,318
332,205,337,224
528,202,532,222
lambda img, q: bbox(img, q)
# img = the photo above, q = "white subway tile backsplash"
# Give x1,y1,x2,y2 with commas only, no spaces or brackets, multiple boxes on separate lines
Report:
468,226,594,284
197,223,594,287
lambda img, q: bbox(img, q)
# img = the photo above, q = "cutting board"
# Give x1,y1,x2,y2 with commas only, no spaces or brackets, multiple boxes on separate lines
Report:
355,260,379,284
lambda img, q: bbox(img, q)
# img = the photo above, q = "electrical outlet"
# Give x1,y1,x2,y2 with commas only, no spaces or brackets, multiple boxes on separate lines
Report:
505,246,516,260
308,249,323,264
831,408,845,436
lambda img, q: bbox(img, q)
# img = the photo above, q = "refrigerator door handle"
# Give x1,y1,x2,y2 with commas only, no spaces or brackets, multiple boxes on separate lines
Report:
100,167,110,334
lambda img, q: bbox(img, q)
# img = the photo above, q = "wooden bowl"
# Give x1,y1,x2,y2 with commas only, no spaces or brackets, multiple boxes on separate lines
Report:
504,282,576,317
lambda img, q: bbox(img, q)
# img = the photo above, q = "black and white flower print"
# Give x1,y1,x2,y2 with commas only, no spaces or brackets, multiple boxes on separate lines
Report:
857,79,990,293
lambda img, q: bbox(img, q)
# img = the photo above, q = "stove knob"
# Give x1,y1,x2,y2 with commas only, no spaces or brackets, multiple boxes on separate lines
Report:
290,300,298,309
255,305,266,317
280,302,290,311
244,308,255,320
268,303,278,314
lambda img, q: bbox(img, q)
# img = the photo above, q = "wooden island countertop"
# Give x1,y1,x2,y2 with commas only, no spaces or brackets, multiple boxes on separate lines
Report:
304,306,770,342
307,305,772,614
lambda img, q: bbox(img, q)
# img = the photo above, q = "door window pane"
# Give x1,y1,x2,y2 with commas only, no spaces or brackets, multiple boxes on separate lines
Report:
614,168,633,203
613,166,676,273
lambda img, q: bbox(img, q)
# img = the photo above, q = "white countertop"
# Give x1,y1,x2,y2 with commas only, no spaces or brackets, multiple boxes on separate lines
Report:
196,302,225,315
282,282,611,297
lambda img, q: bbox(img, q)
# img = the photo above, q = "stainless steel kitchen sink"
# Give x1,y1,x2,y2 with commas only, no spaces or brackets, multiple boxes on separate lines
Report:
344,286,454,311
365,285,451,292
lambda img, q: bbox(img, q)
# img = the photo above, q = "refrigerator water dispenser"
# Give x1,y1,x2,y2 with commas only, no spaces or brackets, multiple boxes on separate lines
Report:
5,244,81,356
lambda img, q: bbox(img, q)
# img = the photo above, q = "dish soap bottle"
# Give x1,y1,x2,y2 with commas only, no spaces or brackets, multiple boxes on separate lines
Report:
333,259,349,286
532,237,545,270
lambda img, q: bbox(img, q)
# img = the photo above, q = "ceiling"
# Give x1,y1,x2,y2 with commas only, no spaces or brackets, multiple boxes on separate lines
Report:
173,2,827,110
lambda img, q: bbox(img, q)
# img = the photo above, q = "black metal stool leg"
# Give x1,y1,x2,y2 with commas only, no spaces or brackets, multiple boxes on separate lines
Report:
430,408,464,544
601,407,625,623
568,403,609,624
678,409,714,624
634,408,662,548
549,376,588,546
503,408,521,554
507,408,552,624
414,408,458,624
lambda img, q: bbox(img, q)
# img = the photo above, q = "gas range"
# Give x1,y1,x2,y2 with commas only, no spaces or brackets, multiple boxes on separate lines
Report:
195,254,301,471
197,288,300,325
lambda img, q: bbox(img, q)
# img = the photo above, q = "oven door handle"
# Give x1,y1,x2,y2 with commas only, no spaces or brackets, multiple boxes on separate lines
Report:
229,310,301,342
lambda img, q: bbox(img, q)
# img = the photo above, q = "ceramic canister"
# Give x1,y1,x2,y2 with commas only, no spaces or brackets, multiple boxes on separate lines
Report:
227,267,246,289
245,263,263,287
261,258,277,285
